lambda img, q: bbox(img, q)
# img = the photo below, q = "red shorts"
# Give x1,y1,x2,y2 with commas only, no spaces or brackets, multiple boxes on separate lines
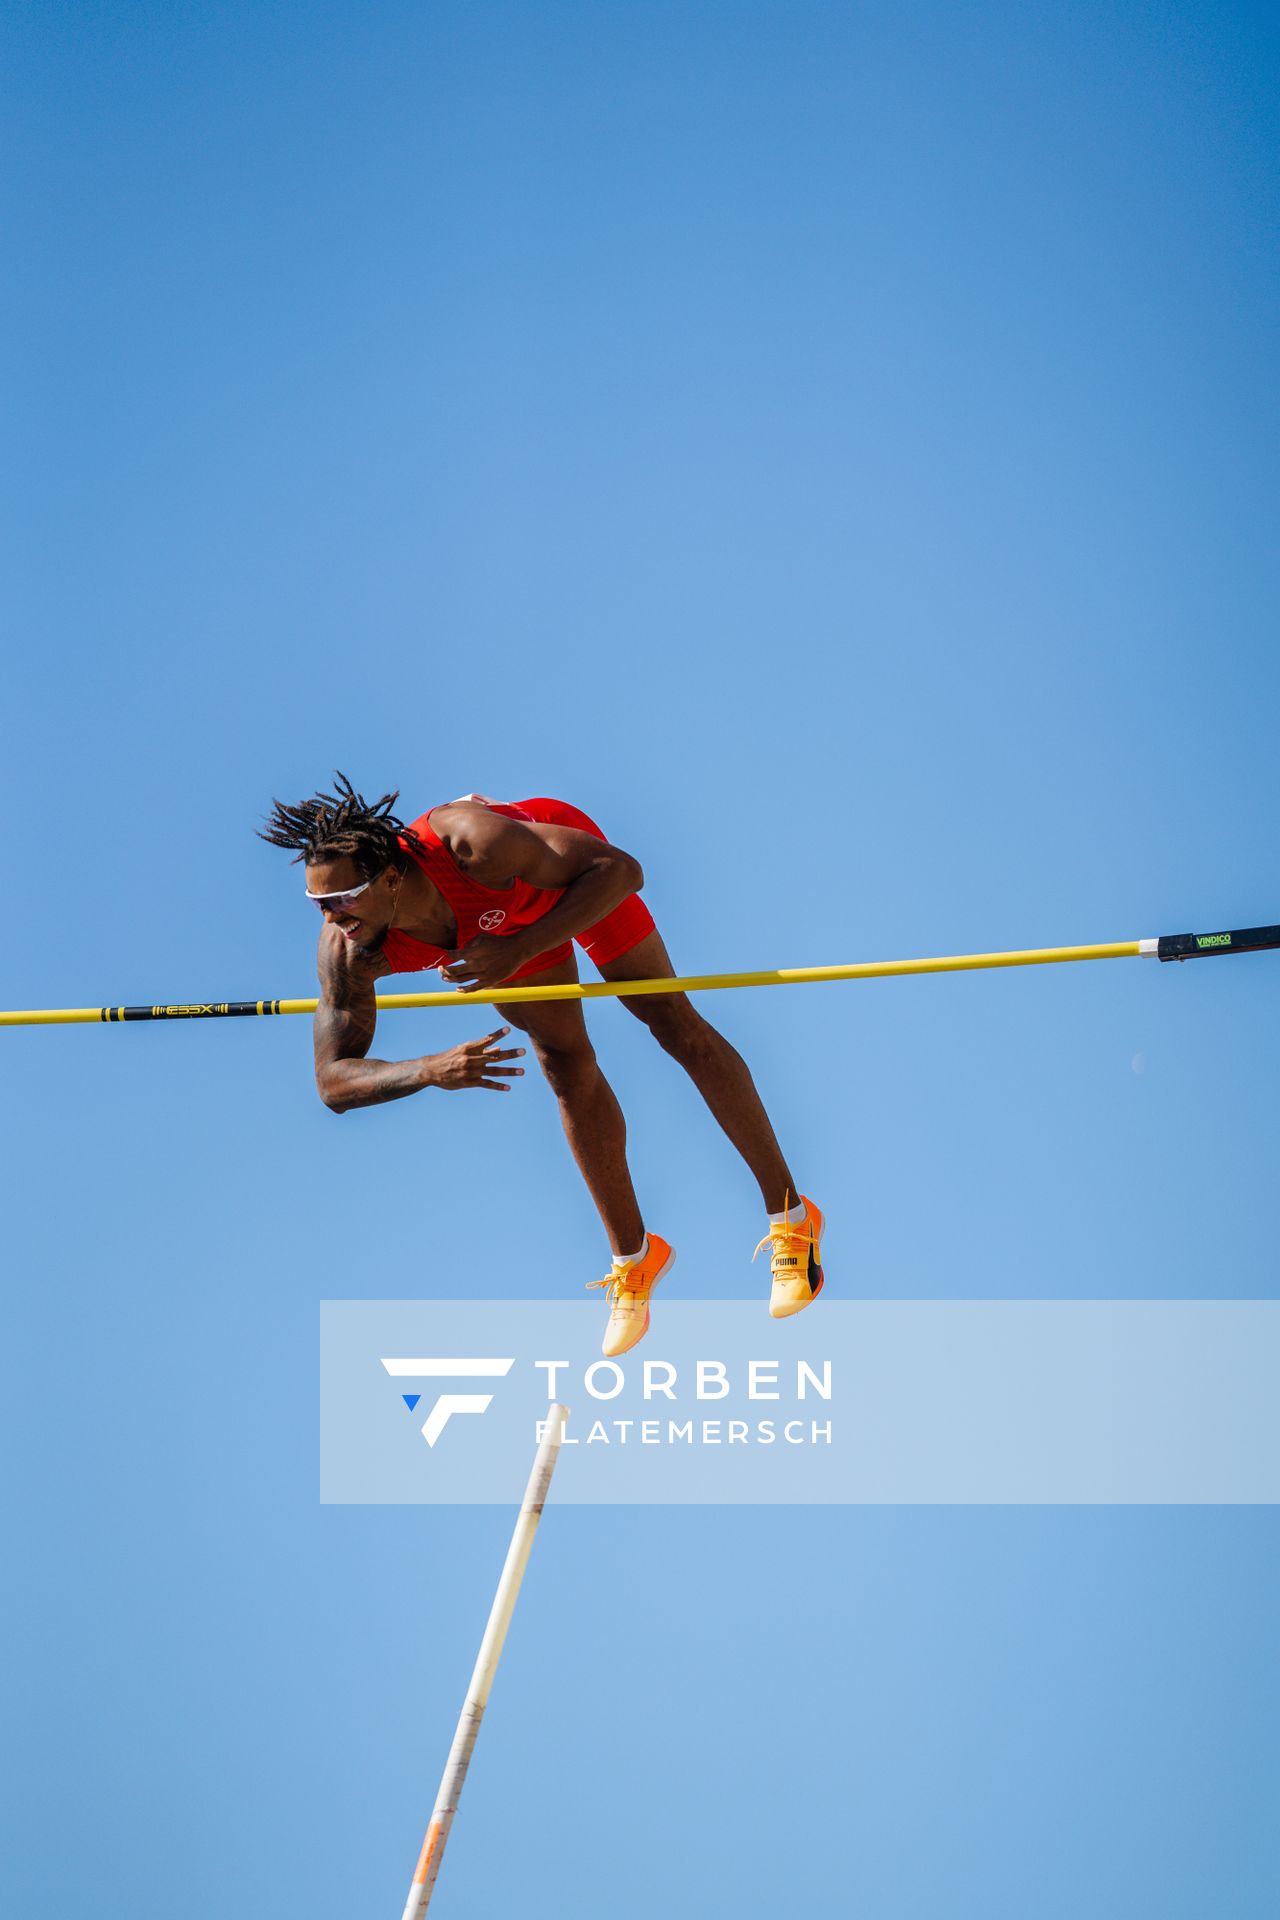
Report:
504,798,655,981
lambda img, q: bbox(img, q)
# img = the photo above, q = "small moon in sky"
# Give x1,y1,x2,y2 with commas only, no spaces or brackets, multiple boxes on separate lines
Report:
1131,1052,1146,1075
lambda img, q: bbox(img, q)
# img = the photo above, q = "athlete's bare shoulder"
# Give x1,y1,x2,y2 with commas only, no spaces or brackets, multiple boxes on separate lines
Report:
427,800,507,875
428,798,618,890
317,921,393,996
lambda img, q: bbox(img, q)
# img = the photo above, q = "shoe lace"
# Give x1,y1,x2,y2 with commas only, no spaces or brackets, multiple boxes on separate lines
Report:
587,1261,633,1305
752,1211,809,1274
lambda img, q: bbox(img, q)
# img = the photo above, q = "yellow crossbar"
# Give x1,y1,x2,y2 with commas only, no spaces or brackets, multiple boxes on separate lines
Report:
0,940,1146,1027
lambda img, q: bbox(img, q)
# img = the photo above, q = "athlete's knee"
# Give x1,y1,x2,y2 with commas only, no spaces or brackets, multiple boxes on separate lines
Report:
633,995,715,1062
532,1034,599,1097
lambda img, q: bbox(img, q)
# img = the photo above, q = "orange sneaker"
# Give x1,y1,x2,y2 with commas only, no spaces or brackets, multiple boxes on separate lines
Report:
753,1198,825,1318
588,1234,675,1357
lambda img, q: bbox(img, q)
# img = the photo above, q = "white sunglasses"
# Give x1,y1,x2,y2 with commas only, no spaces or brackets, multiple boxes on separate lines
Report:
305,878,375,912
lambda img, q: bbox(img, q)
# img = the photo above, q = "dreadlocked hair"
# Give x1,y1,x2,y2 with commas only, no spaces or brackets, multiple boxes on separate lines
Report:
259,773,420,877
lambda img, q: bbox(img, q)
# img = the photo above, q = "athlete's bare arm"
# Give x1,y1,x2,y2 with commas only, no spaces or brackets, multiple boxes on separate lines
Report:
314,924,524,1112
432,805,644,991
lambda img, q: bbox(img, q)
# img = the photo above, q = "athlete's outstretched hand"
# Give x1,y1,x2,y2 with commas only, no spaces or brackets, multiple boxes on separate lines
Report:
440,935,534,992
427,1027,526,1092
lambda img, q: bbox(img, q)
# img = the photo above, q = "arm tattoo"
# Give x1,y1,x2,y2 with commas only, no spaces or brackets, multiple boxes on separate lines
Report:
313,939,429,1110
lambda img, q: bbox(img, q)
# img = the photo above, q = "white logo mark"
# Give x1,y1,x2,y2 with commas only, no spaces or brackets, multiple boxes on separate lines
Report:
381,1356,516,1445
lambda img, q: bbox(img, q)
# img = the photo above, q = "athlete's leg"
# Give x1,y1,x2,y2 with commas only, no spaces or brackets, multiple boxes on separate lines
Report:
598,930,799,1214
493,957,646,1256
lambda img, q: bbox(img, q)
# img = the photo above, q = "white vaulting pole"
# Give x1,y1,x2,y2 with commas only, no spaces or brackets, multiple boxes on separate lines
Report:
399,1404,570,1918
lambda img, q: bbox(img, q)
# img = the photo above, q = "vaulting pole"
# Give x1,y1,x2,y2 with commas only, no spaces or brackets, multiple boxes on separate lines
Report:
1,925,1276,1027
400,1405,569,1919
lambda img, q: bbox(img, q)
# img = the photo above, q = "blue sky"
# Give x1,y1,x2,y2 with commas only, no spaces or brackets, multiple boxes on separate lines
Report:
4,3,1277,1914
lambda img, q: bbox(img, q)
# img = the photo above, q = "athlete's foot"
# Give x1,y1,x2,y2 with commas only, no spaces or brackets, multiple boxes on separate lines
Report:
754,1197,825,1319
588,1234,675,1357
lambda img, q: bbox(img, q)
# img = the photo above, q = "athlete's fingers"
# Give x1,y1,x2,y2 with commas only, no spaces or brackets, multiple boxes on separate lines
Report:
483,1046,525,1061
467,1027,510,1049
478,1078,511,1091
448,961,513,990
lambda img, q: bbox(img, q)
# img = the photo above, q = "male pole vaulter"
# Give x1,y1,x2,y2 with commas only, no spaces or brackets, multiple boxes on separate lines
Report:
261,777,824,1354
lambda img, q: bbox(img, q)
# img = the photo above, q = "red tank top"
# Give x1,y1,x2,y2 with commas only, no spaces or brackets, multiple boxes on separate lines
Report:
380,801,567,976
